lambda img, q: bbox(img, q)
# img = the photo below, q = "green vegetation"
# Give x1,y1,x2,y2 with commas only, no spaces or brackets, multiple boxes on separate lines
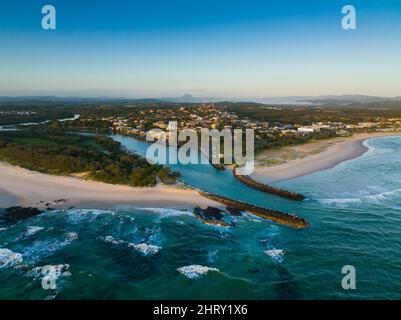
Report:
221,103,401,152
45,118,111,133
0,130,180,187
223,103,401,126
0,105,74,126
3,98,401,158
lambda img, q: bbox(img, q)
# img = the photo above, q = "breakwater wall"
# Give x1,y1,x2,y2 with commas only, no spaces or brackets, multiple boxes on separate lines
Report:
233,167,305,201
200,191,309,229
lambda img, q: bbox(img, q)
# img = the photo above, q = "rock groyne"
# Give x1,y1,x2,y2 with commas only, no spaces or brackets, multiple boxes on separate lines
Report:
233,167,305,201
200,191,309,229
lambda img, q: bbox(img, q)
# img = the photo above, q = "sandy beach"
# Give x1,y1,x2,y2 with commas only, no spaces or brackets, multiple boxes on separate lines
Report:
253,132,401,182
0,162,221,210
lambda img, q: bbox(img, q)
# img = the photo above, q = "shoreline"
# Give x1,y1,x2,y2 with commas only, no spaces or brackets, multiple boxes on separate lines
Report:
0,162,221,210
253,132,401,183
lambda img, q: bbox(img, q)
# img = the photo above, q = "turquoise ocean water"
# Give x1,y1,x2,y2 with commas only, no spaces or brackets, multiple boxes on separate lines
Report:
1,135,401,299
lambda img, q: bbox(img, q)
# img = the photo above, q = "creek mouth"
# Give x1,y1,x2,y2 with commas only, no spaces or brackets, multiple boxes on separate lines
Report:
110,133,309,228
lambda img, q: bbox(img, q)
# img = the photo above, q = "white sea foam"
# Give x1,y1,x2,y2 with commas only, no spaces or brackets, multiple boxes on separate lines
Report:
101,236,161,256
66,232,79,241
135,207,193,218
321,186,401,207
0,227,8,232
25,226,44,236
242,212,263,222
362,139,376,157
102,235,124,245
0,248,23,268
265,249,285,263
66,209,113,223
128,243,160,256
364,188,401,203
319,198,362,207
29,264,71,281
22,232,79,264
177,265,219,279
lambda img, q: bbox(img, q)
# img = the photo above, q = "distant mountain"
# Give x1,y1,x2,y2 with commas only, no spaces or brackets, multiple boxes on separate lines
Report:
0,96,168,105
235,96,314,105
0,95,216,104
234,95,395,105
297,95,393,105
160,94,226,103
0,94,399,106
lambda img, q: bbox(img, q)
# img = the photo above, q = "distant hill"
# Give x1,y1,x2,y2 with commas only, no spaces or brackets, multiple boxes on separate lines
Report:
0,96,169,106
161,94,208,103
296,95,393,105
161,94,399,105
0,94,399,106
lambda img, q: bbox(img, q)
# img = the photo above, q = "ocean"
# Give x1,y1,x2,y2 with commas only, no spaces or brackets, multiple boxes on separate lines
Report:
1,135,401,299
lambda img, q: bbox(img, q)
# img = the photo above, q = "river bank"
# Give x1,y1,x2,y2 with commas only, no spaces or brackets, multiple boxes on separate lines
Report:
0,162,221,210
253,132,401,182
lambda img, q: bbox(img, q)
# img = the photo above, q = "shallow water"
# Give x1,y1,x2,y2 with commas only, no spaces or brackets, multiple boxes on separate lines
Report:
1,136,401,299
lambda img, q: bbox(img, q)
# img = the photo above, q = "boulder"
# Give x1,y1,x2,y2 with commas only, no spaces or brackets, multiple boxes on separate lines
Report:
1,206,43,224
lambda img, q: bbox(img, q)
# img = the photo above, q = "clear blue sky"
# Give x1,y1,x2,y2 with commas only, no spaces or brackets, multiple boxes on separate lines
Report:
0,0,400,97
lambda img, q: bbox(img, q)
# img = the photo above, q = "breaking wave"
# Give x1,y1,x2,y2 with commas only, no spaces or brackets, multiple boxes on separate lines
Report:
134,207,193,218
0,248,23,268
364,188,401,203
25,226,44,236
265,249,285,263
320,187,401,207
100,235,160,256
128,243,160,256
21,232,78,264
319,198,362,207
177,265,220,279
65,209,114,223
28,264,71,281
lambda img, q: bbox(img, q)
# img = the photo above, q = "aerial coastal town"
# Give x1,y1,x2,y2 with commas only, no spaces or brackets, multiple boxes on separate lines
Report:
3,101,401,153
95,103,401,148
